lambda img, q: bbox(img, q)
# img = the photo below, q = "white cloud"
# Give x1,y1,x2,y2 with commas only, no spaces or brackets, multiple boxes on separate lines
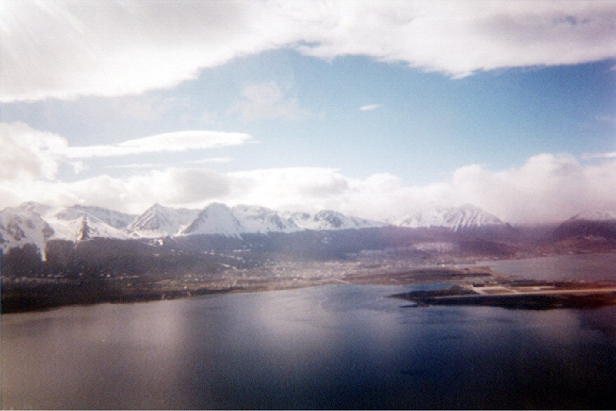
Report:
115,96,187,121
293,1,616,77
583,151,616,160
105,157,233,170
228,82,310,121
0,122,251,179
63,130,252,158
3,1,616,101
2,168,235,214
0,0,279,101
228,167,351,210
2,125,616,223
0,122,67,180
359,104,381,111
226,155,616,224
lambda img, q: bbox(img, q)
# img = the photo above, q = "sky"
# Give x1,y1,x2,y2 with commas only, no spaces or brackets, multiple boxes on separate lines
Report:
1,0,616,224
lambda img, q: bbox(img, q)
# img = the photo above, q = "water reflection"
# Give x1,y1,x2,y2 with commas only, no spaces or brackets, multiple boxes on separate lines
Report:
3,284,616,409
2,300,194,409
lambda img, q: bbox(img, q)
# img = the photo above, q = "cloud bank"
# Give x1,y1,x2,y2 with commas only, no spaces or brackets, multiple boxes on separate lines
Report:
2,0,615,101
2,120,616,224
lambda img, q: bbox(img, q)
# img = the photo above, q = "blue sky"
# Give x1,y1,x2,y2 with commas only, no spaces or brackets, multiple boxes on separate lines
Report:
1,1,616,223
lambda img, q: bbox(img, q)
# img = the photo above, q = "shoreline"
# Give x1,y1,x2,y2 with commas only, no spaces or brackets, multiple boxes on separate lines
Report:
4,263,616,314
391,280,616,310
1,266,498,314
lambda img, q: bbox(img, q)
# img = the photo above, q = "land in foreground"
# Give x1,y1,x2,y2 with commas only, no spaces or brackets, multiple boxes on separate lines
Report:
391,279,616,310
1,265,497,313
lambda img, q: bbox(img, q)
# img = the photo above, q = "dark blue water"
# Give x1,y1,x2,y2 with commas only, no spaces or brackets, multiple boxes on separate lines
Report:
3,254,616,409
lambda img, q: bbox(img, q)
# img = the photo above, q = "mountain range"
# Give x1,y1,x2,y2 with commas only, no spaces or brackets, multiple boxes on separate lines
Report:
399,205,504,231
1,201,396,247
2,201,614,257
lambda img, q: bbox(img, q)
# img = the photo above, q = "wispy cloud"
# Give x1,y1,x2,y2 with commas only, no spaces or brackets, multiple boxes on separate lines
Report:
63,130,252,158
228,82,310,122
0,122,248,181
3,1,616,101
359,104,381,111
105,158,233,169
582,151,616,160
115,96,188,121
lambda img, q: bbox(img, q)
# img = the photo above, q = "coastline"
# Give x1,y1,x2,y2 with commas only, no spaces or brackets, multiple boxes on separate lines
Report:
1,266,498,314
5,261,616,314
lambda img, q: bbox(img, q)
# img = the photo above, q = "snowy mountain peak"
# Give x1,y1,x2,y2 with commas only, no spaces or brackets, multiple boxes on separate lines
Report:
283,210,387,231
58,205,136,229
18,201,54,216
400,205,503,231
129,203,199,238
50,206,131,241
232,205,301,233
569,210,616,221
182,203,243,237
314,210,347,229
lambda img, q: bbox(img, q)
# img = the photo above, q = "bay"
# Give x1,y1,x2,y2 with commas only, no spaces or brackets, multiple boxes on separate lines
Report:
3,253,616,409
484,252,616,281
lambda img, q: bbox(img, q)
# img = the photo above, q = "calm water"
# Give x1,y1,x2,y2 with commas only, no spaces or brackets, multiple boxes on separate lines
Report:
3,254,616,409
483,252,616,281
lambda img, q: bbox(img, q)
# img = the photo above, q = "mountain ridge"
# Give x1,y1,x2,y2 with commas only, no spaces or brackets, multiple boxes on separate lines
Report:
399,204,504,231
8,201,606,257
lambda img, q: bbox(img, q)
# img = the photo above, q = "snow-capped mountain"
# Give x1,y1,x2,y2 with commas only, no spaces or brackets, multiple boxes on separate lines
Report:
180,205,384,237
14,203,136,242
0,201,513,257
0,202,393,252
54,205,136,229
48,206,132,241
0,207,54,257
52,214,131,241
568,210,616,221
18,201,55,216
128,203,199,238
553,210,616,243
232,205,301,233
400,205,504,231
182,203,243,237
283,210,387,231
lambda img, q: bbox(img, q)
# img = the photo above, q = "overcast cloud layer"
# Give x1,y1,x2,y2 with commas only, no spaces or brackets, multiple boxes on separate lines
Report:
2,0,616,101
